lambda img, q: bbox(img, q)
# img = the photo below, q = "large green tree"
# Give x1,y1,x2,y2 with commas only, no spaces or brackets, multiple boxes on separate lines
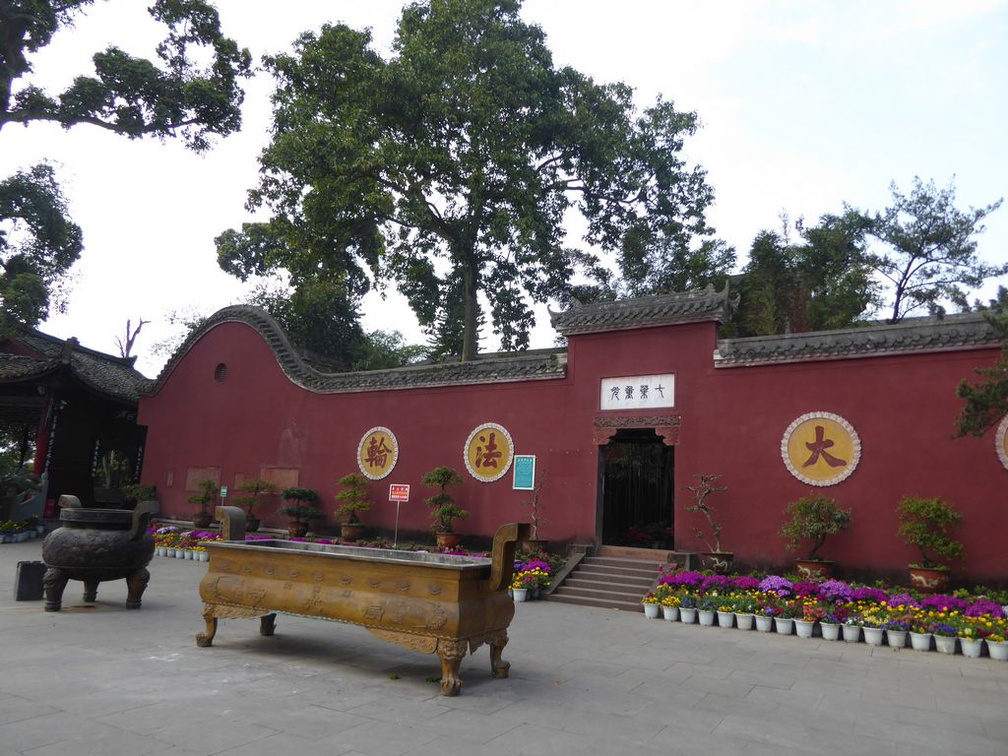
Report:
217,0,717,361
853,177,1004,323
617,225,735,298
954,287,1008,438
0,0,251,336
728,213,878,337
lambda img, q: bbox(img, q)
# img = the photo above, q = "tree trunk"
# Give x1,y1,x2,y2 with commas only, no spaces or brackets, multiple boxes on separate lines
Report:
461,254,479,362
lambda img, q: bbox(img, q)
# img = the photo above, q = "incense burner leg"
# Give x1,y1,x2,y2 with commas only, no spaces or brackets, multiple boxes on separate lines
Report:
437,640,467,697
196,605,218,647
489,631,510,678
125,567,150,609
43,567,69,612
260,613,277,636
82,578,100,603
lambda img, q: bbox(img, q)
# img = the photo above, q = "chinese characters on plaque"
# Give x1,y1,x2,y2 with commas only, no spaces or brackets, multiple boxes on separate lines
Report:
357,426,399,480
464,422,514,482
600,374,675,410
781,412,861,486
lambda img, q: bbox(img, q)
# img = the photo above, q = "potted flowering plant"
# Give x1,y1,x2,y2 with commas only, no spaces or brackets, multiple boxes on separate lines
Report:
897,496,963,593
778,494,851,579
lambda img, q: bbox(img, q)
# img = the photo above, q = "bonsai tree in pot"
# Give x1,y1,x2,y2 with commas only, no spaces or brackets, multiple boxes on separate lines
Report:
232,478,277,532
684,473,731,572
421,466,467,549
279,486,323,537
334,473,372,542
779,494,851,579
897,495,964,593
187,479,218,528
122,483,158,514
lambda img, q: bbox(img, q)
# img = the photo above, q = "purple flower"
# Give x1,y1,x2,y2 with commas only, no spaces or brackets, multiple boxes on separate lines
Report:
659,570,704,588
700,574,732,593
965,599,1004,618
523,558,551,573
851,586,887,603
885,593,919,608
817,579,852,602
919,594,969,613
731,575,760,591
758,575,793,596
792,581,819,598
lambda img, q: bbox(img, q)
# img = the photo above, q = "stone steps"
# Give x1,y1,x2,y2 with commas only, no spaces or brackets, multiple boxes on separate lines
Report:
548,554,666,612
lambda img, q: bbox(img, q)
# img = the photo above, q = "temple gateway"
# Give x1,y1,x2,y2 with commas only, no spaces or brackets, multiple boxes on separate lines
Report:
136,288,1006,582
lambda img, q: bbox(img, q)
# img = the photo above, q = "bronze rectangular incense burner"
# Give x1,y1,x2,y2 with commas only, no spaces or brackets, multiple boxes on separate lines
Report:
196,507,528,695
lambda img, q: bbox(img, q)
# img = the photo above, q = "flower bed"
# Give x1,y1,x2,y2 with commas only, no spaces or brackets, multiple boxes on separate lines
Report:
641,569,1008,659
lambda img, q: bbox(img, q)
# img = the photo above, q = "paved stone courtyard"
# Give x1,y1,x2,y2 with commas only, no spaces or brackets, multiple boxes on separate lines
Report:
1,539,1006,756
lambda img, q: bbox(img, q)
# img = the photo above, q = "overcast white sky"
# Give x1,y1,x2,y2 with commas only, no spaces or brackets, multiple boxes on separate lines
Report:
2,0,1006,377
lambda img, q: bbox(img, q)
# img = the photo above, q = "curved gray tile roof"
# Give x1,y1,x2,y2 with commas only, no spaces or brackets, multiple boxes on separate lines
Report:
714,312,1001,367
147,305,567,396
1,331,151,403
549,285,735,335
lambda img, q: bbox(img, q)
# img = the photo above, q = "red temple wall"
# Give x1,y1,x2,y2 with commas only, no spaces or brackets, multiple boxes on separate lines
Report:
138,318,1006,581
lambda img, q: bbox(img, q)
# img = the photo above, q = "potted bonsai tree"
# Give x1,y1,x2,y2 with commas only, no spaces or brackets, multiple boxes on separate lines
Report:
684,473,732,573
421,466,467,549
121,483,159,514
335,472,372,542
232,478,277,532
897,495,964,593
279,486,323,537
779,494,851,579
187,478,218,528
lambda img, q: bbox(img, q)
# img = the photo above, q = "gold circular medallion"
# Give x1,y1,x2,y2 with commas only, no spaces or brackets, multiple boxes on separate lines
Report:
781,412,860,486
464,423,514,482
997,415,1008,471
357,426,398,480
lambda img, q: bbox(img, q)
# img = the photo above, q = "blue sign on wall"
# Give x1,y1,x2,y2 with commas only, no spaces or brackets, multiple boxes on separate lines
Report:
512,455,536,490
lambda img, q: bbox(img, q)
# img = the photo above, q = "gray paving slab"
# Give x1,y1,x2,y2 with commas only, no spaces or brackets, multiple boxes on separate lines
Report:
2,538,1008,756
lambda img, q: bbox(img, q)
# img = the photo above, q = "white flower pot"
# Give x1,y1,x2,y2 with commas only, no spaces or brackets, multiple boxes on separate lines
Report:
820,622,841,640
755,615,774,633
642,602,660,619
716,611,734,628
662,605,679,622
959,638,982,658
680,607,698,624
165,548,176,558
199,551,209,562
988,640,1008,661
934,635,956,655
794,619,815,638
734,612,754,630
863,627,884,647
512,588,528,602
886,629,907,648
910,631,932,651
841,624,862,643
775,618,794,636
175,549,186,559
698,609,716,626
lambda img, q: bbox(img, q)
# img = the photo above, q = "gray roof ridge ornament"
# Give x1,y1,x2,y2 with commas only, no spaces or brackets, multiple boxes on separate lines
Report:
145,305,567,396
714,311,999,367
549,283,734,336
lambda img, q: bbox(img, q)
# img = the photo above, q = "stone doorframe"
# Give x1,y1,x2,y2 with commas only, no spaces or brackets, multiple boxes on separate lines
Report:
592,414,682,446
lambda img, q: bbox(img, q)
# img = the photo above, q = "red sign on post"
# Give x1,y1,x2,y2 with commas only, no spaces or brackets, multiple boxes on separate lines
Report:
388,484,410,502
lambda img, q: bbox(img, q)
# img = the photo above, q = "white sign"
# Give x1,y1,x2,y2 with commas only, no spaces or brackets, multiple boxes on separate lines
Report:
600,374,674,410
